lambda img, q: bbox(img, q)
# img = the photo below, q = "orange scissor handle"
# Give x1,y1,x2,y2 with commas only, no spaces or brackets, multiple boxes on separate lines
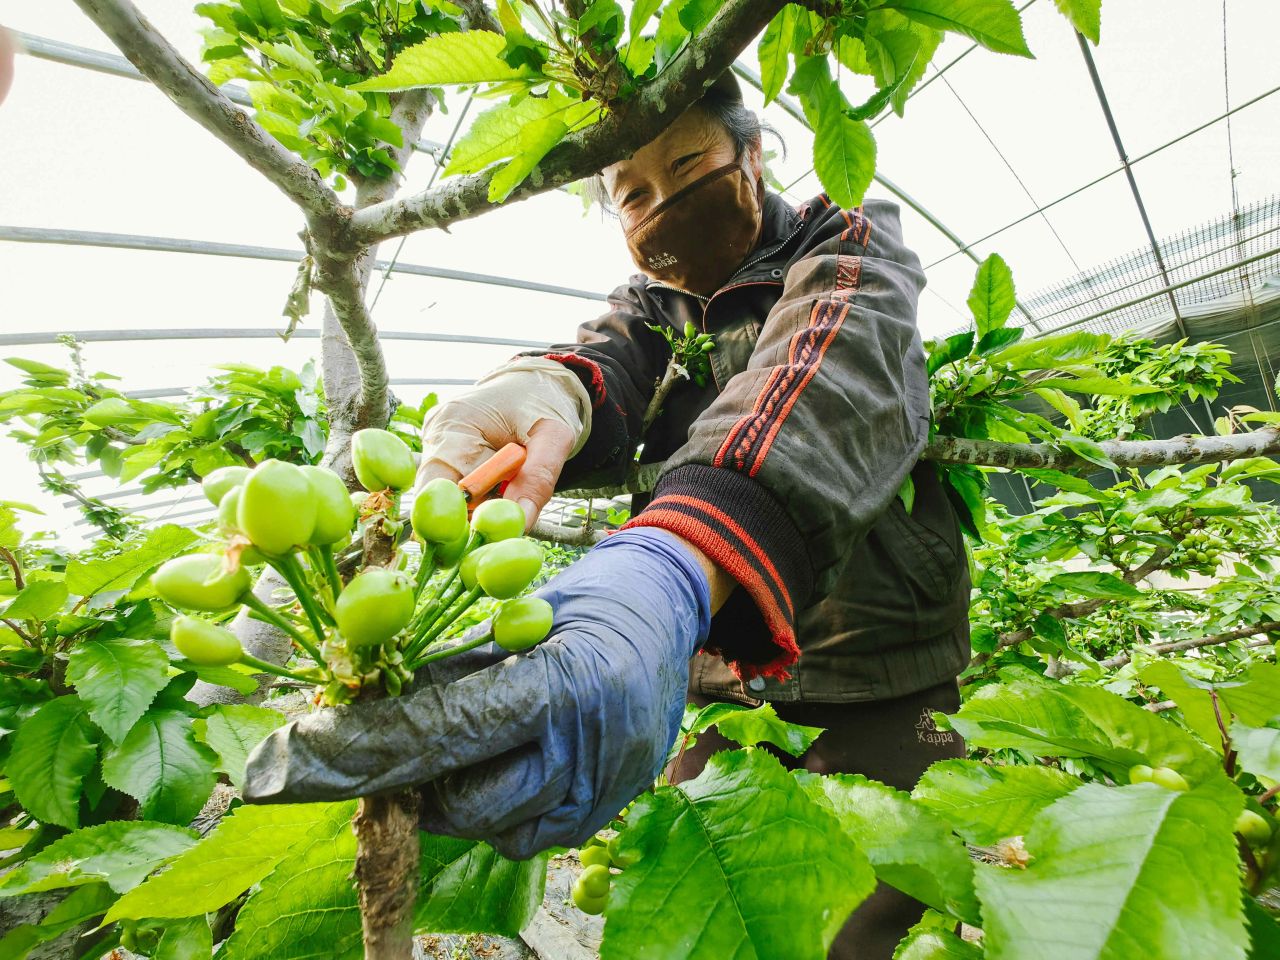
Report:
458,442,527,506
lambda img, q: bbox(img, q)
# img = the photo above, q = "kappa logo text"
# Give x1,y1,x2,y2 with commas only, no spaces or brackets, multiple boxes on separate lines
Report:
915,708,956,746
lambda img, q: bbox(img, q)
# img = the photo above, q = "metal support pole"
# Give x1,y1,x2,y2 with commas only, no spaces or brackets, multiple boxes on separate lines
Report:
1076,32,1188,338
0,225,607,302
0,328,550,349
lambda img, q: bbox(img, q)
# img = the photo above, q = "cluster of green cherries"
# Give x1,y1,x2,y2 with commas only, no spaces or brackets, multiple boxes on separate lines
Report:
151,427,554,704
572,832,635,916
1129,763,1275,849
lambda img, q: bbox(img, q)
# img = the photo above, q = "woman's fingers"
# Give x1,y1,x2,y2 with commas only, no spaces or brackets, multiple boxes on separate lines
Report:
503,419,576,529
416,411,492,489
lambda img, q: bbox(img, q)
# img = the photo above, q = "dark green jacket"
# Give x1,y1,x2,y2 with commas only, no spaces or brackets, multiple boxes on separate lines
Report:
541,192,970,703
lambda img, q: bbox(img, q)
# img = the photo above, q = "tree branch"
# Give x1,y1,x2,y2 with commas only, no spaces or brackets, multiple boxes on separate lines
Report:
456,0,502,33
926,428,1280,472
1097,620,1280,671
530,518,605,548
565,429,1280,500
642,357,685,438
316,89,434,479
0,546,23,590
350,0,787,244
71,0,341,223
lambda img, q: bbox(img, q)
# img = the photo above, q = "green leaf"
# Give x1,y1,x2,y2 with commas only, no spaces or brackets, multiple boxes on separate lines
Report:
895,926,983,959
195,704,285,788
154,916,213,960
629,0,663,41
2,580,67,621
446,93,594,177
967,252,1016,338
0,821,197,896
654,0,693,69
989,331,1110,371
977,780,1248,960
802,773,979,924
101,709,218,825
1246,898,1280,960
216,802,362,960
898,472,916,513
0,826,38,850
808,78,877,209
351,32,529,90
1048,571,1140,600
601,749,873,960
415,835,549,937
64,525,197,597
1057,433,1118,470
676,0,720,34
1051,0,1101,43
1034,376,1162,396
948,680,1223,783
942,466,988,539
926,331,976,376
7,696,99,829
487,114,571,203
758,6,800,105
1234,722,1280,783
679,701,823,759
1136,661,1223,746
0,882,117,960
912,759,1080,845
5,357,70,381
977,327,1023,355
67,638,170,744
107,802,349,923
173,659,259,695
882,0,1032,56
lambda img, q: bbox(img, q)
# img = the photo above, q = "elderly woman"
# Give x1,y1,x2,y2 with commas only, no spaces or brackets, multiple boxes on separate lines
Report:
247,73,970,959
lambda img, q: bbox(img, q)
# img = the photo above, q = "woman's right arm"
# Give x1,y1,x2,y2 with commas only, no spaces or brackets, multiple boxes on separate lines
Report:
533,279,672,489
416,279,668,525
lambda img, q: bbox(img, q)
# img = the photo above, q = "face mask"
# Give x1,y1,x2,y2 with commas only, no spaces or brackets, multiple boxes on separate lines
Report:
623,157,764,297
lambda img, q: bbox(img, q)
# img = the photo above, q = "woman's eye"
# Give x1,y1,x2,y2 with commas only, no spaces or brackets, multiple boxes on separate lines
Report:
673,152,702,172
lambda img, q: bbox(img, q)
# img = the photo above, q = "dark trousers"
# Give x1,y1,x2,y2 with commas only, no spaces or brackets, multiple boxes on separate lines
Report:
666,679,965,960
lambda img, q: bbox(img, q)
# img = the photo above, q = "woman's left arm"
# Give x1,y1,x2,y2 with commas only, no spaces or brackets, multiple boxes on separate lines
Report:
623,199,931,678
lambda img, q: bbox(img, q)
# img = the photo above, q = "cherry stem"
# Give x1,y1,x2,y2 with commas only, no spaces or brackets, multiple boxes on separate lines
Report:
409,629,493,669
412,579,465,640
407,586,484,660
239,652,319,684
241,592,326,667
272,552,332,640
413,542,437,600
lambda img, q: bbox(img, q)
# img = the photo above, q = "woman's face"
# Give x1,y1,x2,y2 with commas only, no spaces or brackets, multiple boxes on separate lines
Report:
602,107,761,234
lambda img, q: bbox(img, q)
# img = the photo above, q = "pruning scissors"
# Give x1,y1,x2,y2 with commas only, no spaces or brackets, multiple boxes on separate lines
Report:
457,442,527,511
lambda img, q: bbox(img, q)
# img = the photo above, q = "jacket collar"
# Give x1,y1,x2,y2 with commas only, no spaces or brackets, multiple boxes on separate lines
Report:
757,190,802,254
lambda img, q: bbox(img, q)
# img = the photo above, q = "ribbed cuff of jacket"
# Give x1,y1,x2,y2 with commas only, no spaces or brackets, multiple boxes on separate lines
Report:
621,464,813,681
540,352,635,485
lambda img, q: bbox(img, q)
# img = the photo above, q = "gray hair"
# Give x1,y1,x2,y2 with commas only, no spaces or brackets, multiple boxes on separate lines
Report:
584,87,784,213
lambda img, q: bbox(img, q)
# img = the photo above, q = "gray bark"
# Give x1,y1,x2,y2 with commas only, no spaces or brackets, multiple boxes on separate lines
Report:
565,429,1280,500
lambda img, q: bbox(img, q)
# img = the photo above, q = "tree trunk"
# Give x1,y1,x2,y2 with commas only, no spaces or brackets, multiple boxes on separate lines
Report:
339,109,435,939
354,790,422,960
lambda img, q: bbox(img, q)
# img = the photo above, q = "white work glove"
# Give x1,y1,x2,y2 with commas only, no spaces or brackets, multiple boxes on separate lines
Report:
418,357,593,529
